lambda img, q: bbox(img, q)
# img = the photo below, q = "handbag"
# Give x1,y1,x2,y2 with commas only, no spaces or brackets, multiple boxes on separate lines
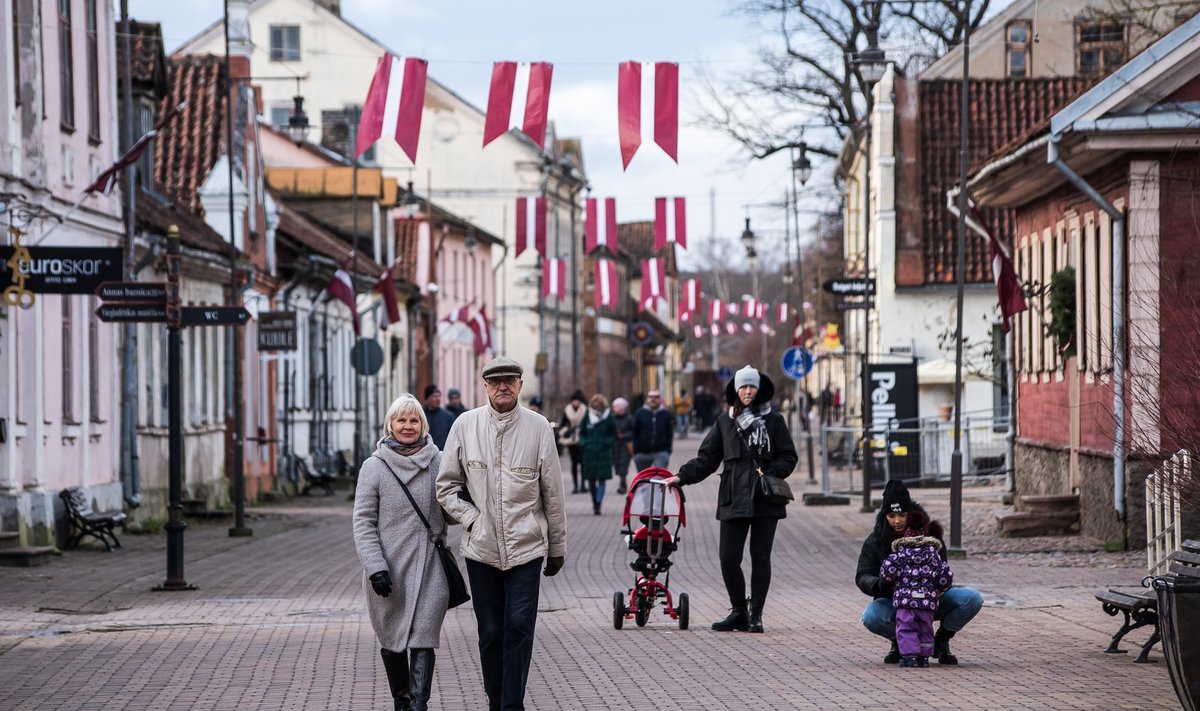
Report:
374,456,471,609
731,419,794,506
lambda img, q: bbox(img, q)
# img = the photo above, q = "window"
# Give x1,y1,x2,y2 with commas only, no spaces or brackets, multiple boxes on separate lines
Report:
270,105,291,127
992,324,1010,426
89,296,101,422
86,0,99,141
320,105,374,162
1007,22,1032,78
1077,21,1126,76
59,0,74,129
269,25,300,61
63,296,75,421
12,1,20,106
137,100,155,188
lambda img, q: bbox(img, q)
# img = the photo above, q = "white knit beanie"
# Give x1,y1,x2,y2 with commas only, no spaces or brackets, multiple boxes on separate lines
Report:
734,365,761,390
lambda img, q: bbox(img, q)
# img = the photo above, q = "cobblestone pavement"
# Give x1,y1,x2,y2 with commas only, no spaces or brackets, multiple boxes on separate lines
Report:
0,433,1178,710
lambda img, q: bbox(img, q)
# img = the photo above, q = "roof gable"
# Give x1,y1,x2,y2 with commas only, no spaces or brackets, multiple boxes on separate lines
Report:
155,55,227,212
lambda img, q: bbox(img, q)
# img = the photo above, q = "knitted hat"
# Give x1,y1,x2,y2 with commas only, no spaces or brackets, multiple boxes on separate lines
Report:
569,389,586,403
881,480,913,514
734,365,761,390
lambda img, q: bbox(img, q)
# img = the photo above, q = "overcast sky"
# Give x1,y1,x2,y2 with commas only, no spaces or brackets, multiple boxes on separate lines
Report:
127,0,826,268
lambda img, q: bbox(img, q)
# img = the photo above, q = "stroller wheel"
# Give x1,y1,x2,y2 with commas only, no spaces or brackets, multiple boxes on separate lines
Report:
612,592,625,630
635,596,650,627
678,593,690,630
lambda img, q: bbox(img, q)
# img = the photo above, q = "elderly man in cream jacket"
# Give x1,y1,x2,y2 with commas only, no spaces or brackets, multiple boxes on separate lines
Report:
436,356,566,711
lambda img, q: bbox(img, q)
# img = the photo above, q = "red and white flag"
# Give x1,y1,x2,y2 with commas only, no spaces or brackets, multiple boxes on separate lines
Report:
744,297,758,320
585,198,618,255
639,257,665,311
693,324,704,339
727,301,739,317
710,323,720,336
356,54,428,162
515,196,547,257
969,206,1028,332
654,197,687,250
324,267,360,336
708,298,725,324
543,258,566,301
742,322,753,333
680,310,692,323
759,323,771,334
374,265,401,330
776,303,789,324
755,301,767,320
483,61,553,150
725,321,738,335
84,102,185,195
617,61,679,169
594,259,618,309
468,305,493,356
681,278,699,317
441,302,473,324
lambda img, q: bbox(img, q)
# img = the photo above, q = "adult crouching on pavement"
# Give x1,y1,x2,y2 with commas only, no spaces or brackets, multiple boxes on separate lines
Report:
856,480,984,665
662,365,797,634
436,356,567,711
353,393,449,711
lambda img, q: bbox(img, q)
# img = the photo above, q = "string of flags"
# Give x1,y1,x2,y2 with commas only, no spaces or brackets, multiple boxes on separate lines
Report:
357,54,679,169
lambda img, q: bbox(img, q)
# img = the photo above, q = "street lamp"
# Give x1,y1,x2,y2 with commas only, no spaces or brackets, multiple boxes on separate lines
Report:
740,216,755,252
792,142,813,187
403,180,421,218
465,225,478,256
856,46,887,85
286,83,310,146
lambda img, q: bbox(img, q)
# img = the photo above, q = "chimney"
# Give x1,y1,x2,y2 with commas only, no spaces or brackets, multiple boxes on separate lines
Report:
316,0,340,15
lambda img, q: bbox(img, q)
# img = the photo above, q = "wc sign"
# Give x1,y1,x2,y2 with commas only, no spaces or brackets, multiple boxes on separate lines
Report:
866,361,920,483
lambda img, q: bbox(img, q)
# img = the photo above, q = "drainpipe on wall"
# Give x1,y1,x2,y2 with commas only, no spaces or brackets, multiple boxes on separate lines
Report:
1048,137,1127,522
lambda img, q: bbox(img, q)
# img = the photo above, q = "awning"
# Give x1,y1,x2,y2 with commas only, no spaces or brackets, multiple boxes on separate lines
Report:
918,358,988,385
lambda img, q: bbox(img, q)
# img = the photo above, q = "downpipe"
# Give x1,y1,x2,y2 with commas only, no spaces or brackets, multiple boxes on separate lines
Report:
1048,137,1127,522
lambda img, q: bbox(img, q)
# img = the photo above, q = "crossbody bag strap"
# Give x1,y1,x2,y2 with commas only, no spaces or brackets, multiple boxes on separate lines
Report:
372,454,440,543
729,418,767,478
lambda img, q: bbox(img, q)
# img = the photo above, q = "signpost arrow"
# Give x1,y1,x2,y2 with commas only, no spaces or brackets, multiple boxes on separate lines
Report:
823,278,876,296
96,303,168,323
181,306,251,326
96,281,167,301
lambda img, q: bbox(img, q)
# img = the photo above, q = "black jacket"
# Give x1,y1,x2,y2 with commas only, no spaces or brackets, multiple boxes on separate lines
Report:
425,406,455,450
631,407,673,454
676,374,798,520
854,505,947,598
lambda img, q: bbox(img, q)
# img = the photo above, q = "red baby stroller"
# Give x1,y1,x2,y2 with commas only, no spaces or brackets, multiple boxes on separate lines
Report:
612,467,690,630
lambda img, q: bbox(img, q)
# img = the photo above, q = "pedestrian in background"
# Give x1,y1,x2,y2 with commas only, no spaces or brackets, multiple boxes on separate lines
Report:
437,357,567,711
693,386,717,431
611,397,634,494
580,393,617,515
423,384,455,450
558,390,587,494
856,480,983,665
673,389,692,439
446,388,467,420
663,365,797,634
353,394,449,711
833,387,843,422
631,389,673,472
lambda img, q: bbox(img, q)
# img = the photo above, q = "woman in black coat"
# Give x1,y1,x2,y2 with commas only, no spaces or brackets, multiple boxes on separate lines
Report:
663,365,798,633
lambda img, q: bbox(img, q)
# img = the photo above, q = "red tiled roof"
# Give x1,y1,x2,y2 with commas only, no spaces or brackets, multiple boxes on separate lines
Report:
917,78,1091,283
155,55,225,213
618,221,677,274
276,208,384,276
115,20,167,88
135,187,235,256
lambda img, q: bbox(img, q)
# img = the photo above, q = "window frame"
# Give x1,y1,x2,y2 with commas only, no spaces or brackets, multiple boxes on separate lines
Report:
62,295,76,423
59,0,75,131
269,25,301,62
85,0,100,142
1076,20,1127,77
1006,21,1032,78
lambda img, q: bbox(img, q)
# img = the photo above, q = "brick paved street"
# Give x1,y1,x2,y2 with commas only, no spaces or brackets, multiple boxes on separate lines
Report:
0,434,1179,710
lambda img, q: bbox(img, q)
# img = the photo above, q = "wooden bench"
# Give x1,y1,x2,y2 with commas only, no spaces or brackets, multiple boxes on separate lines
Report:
1095,542,1200,663
59,487,127,552
297,456,336,496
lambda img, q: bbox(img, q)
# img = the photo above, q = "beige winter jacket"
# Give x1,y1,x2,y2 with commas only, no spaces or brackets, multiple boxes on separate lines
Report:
436,404,567,570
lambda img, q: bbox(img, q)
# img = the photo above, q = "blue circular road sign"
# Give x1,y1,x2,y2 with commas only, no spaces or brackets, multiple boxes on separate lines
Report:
717,366,733,381
781,347,813,380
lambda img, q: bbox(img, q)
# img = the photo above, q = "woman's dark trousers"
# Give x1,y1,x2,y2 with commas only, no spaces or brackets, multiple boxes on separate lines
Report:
567,444,583,492
466,557,542,711
719,516,779,613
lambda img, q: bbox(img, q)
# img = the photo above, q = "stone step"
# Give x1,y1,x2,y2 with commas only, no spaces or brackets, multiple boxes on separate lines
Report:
1019,494,1081,514
0,531,19,551
996,510,1081,537
1183,539,1200,555
0,546,56,567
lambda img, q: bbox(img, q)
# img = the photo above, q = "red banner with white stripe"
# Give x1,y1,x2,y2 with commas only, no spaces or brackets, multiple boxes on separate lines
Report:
356,54,428,162
585,197,618,255
594,259,617,309
515,197,547,257
617,61,679,169
639,257,665,311
654,196,686,250
681,278,699,318
709,298,725,324
483,61,553,150
468,305,493,355
543,258,566,301
776,303,789,324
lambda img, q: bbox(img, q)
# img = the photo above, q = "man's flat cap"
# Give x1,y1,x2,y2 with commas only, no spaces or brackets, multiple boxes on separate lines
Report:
481,356,524,380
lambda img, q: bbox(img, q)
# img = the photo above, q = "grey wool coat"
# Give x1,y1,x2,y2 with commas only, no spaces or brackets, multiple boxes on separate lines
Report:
352,439,450,651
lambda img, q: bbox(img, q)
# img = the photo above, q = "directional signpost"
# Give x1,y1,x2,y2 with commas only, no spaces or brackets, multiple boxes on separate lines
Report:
781,346,814,381
182,305,250,326
822,277,876,296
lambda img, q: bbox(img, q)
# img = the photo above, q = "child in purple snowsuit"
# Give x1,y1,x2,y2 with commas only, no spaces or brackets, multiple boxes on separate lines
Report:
879,527,954,667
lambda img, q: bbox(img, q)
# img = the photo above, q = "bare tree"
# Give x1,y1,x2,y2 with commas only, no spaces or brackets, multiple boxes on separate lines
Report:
699,0,990,162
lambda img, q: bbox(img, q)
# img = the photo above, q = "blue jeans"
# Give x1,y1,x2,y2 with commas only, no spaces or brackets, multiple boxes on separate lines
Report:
465,558,543,711
861,586,984,640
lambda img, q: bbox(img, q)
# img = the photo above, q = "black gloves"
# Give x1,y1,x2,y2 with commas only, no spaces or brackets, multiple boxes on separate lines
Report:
369,570,393,597
543,556,565,577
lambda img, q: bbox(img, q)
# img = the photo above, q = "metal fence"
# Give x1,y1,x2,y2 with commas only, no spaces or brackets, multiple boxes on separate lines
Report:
817,412,1011,495
1146,450,1187,576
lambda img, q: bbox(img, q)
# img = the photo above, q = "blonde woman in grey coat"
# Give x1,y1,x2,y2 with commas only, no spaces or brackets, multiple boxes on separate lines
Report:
353,394,450,711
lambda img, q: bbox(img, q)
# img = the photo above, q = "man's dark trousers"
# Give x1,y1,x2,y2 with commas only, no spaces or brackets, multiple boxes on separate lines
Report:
465,557,542,711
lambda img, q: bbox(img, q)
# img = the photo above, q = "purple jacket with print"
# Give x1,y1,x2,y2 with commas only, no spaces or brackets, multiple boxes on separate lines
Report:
879,535,953,611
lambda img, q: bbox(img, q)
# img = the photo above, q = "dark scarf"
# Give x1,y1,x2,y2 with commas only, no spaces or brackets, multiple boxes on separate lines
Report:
383,434,429,457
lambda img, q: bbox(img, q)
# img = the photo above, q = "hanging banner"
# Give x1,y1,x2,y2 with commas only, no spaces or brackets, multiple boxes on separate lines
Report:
483,61,553,150
356,54,428,161
543,258,566,301
585,197,618,255
594,259,617,309
639,257,665,311
617,61,679,169
653,196,686,250
515,197,547,257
